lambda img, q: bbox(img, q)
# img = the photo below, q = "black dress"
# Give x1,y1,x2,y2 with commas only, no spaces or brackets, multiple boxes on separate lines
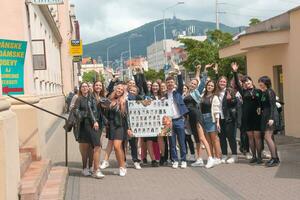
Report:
184,95,205,143
75,95,102,147
106,104,129,141
233,72,261,132
260,89,279,132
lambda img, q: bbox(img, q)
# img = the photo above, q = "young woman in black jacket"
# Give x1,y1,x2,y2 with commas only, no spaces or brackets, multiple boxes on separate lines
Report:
258,76,280,167
232,63,263,164
74,82,104,178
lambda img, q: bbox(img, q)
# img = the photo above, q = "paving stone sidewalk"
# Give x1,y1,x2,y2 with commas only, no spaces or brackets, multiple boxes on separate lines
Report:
46,120,300,200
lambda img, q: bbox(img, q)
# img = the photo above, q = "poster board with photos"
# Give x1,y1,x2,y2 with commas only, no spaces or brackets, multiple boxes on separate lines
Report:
128,100,173,137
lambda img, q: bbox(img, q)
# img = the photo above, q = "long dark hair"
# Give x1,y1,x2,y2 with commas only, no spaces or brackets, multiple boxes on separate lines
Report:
93,80,106,99
258,76,272,89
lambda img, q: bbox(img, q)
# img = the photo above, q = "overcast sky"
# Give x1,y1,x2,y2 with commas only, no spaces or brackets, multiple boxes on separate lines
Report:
70,0,300,44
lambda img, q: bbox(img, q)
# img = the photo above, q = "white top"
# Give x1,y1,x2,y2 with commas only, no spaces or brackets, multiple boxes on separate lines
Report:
168,91,181,119
218,89,226,119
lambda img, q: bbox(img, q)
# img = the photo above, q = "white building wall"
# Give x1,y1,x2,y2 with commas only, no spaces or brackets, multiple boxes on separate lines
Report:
29,5,62,96
147,39,182,71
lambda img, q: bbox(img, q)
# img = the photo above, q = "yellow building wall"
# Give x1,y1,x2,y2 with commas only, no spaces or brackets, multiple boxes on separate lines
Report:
285,9,300,137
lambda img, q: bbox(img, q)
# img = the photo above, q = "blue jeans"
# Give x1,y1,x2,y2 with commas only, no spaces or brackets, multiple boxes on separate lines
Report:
169,118,187,162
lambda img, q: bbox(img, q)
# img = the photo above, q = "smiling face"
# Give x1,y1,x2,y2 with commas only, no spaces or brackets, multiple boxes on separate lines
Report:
93,81,103,93
206,81,215,93
189,79,199,91
218,77,227,90
166,79,175,91
151,82,159,94
80,83,89,96
147,81,152,90
128,86,138,96
258,81,267,91
244,79,253,89
127,80,136,88
160,82,167,94
183,85,189,94
115,84,125,97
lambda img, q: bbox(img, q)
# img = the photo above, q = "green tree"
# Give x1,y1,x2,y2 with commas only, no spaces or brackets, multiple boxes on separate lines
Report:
180,29,246,80
144,69,165,82
82,70,105,83
249,18,261,26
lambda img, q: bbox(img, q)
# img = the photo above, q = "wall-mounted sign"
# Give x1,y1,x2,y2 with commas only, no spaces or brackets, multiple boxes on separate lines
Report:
0,39,27,95
69,40,83,56
31,0,64,5
73,56,82,63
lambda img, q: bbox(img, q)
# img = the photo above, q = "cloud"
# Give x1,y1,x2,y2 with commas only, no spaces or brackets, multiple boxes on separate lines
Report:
71,0,299,44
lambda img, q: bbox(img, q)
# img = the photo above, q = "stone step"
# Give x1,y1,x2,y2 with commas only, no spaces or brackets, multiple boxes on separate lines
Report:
20,146,39,161
20,152,32,178
19,159,51,200
39,166,69,200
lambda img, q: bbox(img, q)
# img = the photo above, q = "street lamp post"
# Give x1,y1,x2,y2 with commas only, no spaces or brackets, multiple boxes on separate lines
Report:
163,2,184,66
128,33,141,78
106,44,116,69
153,23,164,72
120,51,129,80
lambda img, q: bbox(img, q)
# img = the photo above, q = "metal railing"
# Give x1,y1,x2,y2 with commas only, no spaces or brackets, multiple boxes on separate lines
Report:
7,94,69,167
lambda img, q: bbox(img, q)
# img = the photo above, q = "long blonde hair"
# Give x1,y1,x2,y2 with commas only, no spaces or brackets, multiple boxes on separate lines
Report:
109,84,127,114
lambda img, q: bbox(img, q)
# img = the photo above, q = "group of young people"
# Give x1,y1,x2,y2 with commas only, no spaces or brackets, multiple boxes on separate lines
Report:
68,61,281,179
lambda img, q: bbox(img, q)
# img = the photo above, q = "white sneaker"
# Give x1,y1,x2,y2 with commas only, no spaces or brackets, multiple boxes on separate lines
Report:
100,160,109,169
82,168,91,176
201,144,205,149
226,155,238,164
119,167,127,177
205,157,215,169
181,161,187,169
134,162,142,170
262,150,271,159
221,156,228,164
92,169,105,179
191,158,204,167
214,158,222,165
245,152,252,160
189,154,196,162
172,161,179,169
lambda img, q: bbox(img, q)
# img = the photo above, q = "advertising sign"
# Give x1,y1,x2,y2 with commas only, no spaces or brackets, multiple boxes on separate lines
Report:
69,40,83,56
0,39,27,95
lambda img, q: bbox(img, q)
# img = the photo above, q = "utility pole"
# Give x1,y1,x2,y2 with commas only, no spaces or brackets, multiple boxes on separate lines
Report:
216,0,220,30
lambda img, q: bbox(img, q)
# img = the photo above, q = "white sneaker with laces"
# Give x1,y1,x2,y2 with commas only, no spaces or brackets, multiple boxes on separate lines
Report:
134,162,142,170
191,158,204,167
205,157,215,169
189,154,196,162
226,155,238,164
214,158,222,165
82,168,91,176
245,152,252,160
92,169,105,179
172,161,179,169
100,160,109,169
119,167,127,177
221,155,228,164
181,161,187,169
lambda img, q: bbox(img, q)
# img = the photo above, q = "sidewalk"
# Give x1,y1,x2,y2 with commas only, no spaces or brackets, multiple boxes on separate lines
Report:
46,124,300,200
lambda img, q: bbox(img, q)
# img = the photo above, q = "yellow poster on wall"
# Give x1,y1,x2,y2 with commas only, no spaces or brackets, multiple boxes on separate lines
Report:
69,40,82,56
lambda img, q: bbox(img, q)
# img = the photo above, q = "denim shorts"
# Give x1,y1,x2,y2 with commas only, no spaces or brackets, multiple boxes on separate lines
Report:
202,113,217,133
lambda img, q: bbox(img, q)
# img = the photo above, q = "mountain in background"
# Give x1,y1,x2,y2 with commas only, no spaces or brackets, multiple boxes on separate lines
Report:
83,18,245,66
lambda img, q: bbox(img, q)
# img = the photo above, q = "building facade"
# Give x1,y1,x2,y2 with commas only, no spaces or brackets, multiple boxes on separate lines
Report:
0,0,80,199
219,6,300,138
147,39,182,71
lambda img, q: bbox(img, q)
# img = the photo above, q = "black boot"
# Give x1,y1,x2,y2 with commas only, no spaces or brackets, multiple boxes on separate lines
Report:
266,158,279,167
249,157,257,164
159,155,165,166
151,160,159,167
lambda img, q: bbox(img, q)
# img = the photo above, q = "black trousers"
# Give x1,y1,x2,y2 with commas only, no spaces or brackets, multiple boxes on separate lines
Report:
129,138,139,163
185,135,195,155
219,119,237,155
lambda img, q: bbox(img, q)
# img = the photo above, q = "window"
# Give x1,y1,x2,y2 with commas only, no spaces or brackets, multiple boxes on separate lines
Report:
32,39,47,70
